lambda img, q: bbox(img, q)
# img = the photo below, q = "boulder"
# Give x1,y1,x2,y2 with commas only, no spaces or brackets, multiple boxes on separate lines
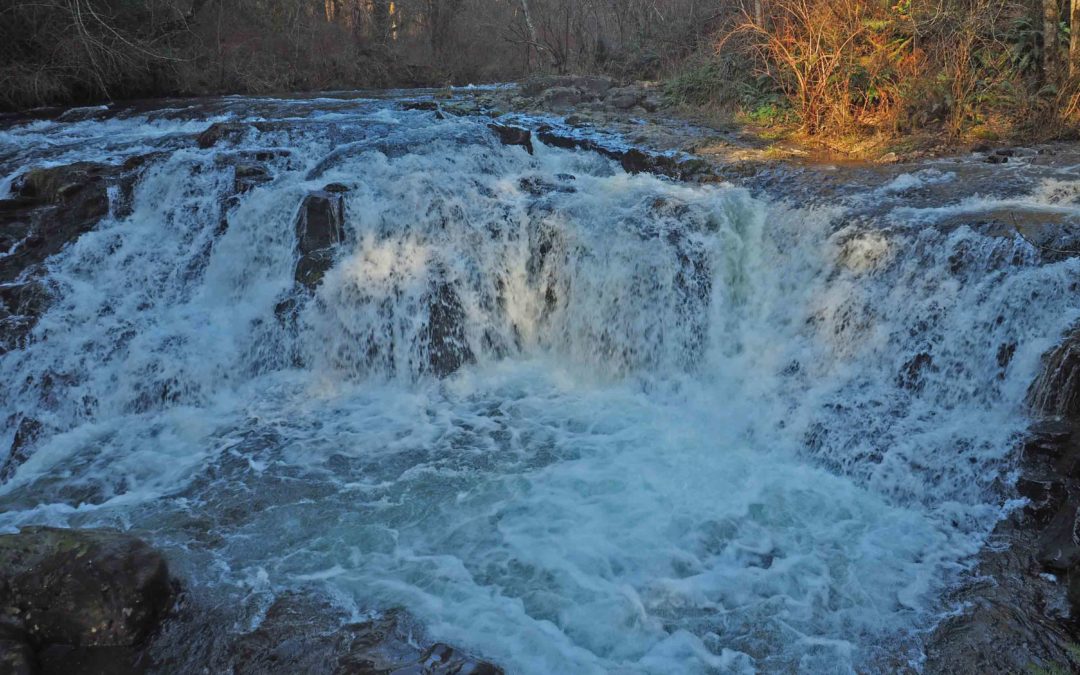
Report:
294,191,346,290
0,527,173,648
541,87,582,110
606,87,643,110
488,124,533,154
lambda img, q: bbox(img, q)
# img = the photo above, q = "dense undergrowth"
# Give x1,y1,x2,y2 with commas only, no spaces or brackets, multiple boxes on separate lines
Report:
665,0,1080,152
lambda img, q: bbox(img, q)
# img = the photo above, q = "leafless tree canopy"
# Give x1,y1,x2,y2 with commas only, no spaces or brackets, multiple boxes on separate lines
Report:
0,0,723,110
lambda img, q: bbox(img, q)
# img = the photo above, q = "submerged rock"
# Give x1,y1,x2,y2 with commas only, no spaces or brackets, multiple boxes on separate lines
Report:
0,527,173,649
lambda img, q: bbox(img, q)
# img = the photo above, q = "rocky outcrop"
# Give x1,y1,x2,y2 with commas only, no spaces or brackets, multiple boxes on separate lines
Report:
924,330,1080,673
0,162,121,354
0,527,174,673
294,189,346,290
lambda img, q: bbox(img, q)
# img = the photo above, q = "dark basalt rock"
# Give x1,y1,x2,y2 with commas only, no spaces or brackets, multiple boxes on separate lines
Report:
488,123,533,154
294,191,346,290
0,527,173,649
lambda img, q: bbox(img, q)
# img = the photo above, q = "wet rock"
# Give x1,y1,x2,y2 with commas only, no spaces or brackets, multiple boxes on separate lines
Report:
1028,328,1080,419
0,163,119,352
427,283,473,377
221,593,501,675
1017,477,1066,524
0,624,35,675
0,416,43,481
323,183,350,193
37,644,142,675
196,122,250,149
532,125,699,179
294,191,346,290
985,154,1008,164
0,527,173,648
233,164,272,194
1036,503,1080,573
488,123,533,154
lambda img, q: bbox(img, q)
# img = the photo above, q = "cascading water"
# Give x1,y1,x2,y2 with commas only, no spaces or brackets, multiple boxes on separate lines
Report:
1,94,1079,673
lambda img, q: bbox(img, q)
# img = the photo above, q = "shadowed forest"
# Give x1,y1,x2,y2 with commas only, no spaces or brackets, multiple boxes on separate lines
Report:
5,1,1080,153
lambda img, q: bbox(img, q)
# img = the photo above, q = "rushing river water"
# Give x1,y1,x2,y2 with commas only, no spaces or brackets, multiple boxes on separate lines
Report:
2,93,1080,673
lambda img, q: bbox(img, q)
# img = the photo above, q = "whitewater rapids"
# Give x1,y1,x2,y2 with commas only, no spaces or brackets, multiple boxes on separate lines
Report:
2,94,1079,673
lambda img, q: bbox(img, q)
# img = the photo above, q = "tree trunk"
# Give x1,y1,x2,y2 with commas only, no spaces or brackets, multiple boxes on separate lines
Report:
519,0,539,71
1071,0,1080,78
1046,0,1060,81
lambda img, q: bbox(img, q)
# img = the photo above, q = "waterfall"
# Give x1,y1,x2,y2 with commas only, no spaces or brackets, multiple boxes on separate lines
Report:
1,96,1079,673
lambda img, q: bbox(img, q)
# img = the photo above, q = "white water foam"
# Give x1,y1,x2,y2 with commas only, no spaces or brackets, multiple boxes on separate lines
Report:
1,100,1079,673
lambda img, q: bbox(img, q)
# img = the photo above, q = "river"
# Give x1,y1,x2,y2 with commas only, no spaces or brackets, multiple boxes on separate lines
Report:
2,91,1079,673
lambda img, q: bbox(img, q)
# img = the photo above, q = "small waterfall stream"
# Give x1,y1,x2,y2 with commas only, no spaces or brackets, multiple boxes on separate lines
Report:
2,94,1079,673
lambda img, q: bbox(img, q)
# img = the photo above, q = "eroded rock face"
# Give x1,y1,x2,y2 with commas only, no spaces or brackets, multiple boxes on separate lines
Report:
294,190,346,290
924,335,1080,673
0,527,173,649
